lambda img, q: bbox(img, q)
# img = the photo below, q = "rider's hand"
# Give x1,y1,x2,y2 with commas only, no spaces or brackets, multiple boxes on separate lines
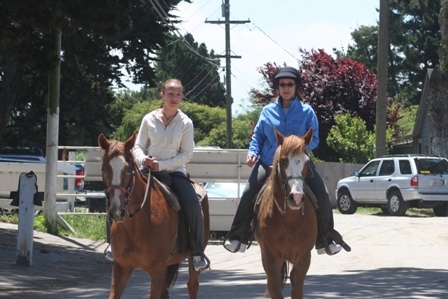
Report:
143,155,159,172
246,155,257,168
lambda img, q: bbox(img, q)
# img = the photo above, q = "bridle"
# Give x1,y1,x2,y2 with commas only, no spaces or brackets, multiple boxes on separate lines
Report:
274,151,310,216
103,160,146,219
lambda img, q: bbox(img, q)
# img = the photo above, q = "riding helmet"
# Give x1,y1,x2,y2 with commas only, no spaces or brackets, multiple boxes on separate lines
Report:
274,66,301,86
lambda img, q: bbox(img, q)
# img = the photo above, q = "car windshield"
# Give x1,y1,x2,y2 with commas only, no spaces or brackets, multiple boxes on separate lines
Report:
415,158,448,175
204,182,246,198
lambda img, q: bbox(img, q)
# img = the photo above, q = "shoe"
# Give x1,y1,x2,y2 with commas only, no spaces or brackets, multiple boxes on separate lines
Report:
224,239,247,253
105,249,114,262
192,255,208,272
316,243,342,255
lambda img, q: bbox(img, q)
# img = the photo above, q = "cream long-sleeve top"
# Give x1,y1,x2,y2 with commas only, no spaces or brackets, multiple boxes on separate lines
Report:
133,108,194,175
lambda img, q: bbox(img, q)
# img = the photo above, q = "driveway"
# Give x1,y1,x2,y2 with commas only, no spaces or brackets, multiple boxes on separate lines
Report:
0,213,447,298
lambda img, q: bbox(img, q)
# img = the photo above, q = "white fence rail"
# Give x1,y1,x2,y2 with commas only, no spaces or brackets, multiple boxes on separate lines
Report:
0,145,363,231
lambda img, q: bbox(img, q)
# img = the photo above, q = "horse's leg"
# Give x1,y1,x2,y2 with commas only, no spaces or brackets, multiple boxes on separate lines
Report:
148,263,169,299
109,263,133,299
260,248,285,299
289,251,311,299
187,258,201,299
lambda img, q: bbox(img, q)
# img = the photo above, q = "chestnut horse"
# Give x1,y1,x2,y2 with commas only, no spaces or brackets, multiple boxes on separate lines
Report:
98,133,210,299
254,128,318,299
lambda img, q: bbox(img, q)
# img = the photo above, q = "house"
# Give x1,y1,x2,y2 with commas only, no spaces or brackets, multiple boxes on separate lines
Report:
392,69,434,155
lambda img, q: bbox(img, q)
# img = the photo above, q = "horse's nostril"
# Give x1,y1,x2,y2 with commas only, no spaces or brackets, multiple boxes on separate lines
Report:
120,209,126,218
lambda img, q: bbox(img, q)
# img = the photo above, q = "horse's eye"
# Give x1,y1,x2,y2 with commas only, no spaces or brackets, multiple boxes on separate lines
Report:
281,158,287,165
127,167,132,174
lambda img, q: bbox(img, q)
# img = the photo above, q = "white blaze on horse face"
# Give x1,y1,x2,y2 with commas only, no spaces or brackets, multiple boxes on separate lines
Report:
110,156,126,208
285,152,310,207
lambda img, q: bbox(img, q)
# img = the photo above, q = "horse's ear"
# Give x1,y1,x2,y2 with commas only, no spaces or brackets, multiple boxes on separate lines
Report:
98,134,109,150
124,132,137,153
303,128,314,146
274,127,285,145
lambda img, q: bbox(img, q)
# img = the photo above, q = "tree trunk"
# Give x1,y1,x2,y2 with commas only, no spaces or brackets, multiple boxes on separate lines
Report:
44,28,61,233
0,59,23,145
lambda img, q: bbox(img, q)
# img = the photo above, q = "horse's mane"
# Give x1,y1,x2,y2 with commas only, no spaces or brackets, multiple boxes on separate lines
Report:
259,134,307,217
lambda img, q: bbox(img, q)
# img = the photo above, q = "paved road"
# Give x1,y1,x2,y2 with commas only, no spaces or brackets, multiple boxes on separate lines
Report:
1,214,448,298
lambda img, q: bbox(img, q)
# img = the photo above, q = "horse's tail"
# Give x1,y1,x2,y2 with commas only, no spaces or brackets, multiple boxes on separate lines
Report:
264,261,289,296
166,263,180,290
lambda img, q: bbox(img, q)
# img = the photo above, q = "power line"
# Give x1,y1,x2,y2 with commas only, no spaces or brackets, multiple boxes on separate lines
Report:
251,23,297,60
149,0,220,67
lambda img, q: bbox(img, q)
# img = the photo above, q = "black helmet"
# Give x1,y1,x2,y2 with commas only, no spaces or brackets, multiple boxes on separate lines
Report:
274,66,301,86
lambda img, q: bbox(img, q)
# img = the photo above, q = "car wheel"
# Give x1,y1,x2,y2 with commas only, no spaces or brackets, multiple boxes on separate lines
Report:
433,202,448,217
387,190,408,216
337,190,358,214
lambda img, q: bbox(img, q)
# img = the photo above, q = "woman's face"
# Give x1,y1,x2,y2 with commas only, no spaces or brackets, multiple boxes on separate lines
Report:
161,82,183,109
278,78,296,101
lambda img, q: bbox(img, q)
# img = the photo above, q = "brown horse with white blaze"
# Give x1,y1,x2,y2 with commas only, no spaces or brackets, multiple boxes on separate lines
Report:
254,128,318,299
98,133,210,299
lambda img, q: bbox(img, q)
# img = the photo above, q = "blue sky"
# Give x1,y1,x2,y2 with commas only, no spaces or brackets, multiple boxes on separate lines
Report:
126,0,380,115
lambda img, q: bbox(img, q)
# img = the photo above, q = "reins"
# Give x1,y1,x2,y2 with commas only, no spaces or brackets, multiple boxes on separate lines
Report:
130,170,151,219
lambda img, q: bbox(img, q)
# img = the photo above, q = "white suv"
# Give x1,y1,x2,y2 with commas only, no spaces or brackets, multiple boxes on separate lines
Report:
335,154,448,216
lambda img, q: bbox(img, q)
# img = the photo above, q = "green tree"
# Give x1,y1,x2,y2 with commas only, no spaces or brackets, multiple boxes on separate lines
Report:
0,0,185,148
117,97,259,149
326,113,376,163
337,0,441,105
154,33,226,107
252,50,379,161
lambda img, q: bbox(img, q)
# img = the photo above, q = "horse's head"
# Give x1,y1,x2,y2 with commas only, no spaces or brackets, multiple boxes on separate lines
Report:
271,127,313,211
98,133,137,222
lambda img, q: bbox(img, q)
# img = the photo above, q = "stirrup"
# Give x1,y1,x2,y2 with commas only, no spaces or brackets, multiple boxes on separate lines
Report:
323,229,351,254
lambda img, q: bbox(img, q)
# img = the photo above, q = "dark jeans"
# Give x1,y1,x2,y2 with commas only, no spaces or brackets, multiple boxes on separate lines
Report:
229,160,335,248
170,171,205,253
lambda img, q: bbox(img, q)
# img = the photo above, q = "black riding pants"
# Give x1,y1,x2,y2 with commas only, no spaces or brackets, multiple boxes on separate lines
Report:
230,160,269,244
170,171,205,253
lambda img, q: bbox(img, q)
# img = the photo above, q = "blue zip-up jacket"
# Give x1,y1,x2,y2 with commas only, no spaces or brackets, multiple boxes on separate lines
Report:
248,96,319,166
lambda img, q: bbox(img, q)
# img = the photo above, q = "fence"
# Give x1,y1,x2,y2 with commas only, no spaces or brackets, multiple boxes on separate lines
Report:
0,146,363,230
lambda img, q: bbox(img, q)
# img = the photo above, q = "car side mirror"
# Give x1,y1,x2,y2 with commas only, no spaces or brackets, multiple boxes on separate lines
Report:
354,170,360,177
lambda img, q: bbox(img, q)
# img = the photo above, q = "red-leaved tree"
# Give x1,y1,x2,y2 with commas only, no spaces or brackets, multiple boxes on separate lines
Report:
250,49,380,161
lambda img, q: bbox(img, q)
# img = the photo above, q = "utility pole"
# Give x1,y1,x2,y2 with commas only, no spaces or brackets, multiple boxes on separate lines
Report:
376,0,389,157
205,0,249,148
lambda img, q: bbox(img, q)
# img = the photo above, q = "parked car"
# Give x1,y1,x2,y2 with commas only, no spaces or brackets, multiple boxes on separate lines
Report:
0,147,46,163
203,182,246,232
335,154,448,216
0,147,84,191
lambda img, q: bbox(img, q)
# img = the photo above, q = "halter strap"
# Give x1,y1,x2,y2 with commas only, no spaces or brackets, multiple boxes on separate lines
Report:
274,155,308,215
103,164,147,219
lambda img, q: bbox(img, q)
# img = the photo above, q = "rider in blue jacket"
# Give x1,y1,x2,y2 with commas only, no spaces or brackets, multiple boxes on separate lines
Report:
224,66,345,255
